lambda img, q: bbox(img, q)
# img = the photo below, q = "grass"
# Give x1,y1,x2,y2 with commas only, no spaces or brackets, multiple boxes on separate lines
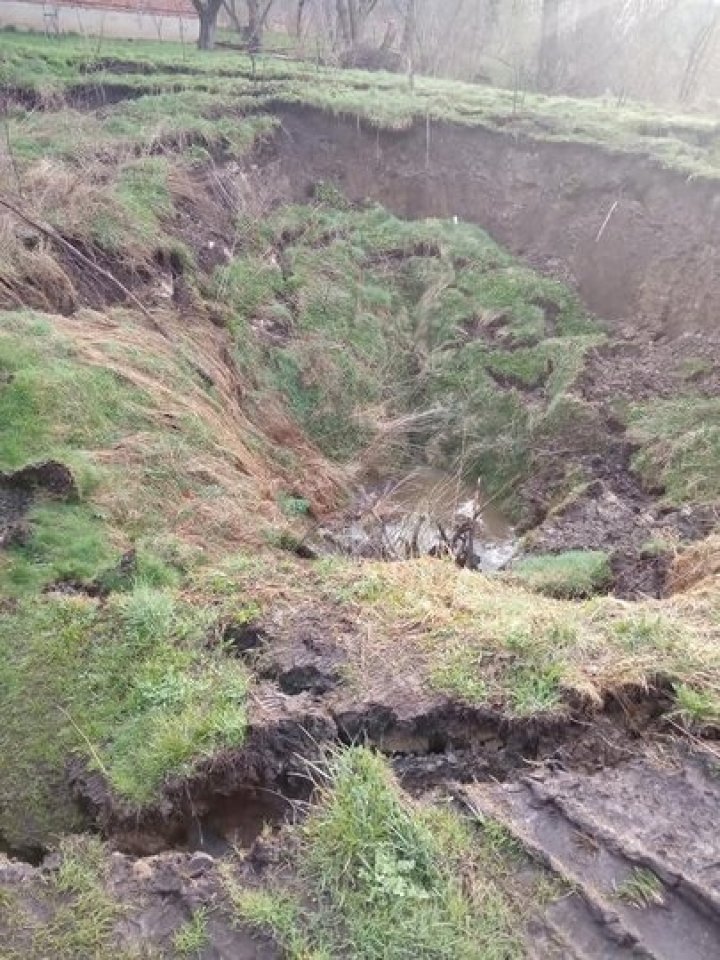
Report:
614,868,665,909
5,31,720,178
231,746,523,960
174,908,211,957
0,582,249,848
512,550,613,599
1,836,131,960
628,396,720,505
0,501,115,595
221,201,598,512
671,683,720,729
215,552,720,721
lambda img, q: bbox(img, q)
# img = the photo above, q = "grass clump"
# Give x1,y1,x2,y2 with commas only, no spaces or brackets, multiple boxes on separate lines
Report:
231,747,521,960
0,587,248,846
512,550,612,599
671,683,720,729
615,868,664,909
0,502,115,596
173,908,211,957
628,396,720,505
300,747,521,960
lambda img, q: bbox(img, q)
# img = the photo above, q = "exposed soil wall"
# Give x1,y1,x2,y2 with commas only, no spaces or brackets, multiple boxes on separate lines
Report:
271,106,720,335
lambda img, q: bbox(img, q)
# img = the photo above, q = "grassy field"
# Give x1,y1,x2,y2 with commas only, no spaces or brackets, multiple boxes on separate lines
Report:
3,30,720,177
0,29,719,959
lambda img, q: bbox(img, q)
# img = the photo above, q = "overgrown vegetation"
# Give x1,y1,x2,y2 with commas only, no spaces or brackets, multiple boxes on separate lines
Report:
221,200,599,514
230,746,523,959
0,36,719,960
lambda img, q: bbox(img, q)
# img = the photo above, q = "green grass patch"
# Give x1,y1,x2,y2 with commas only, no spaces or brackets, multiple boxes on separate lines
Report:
513,550,612,599
5,31,720,178
0,587,248,846
0,502,115,596
628,396,720,505
231,746,522,960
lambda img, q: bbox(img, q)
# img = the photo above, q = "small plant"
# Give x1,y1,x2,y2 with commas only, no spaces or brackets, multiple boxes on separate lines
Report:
615,868,664,908
173,907,210,957
671,683,720,728
513,550,612,599
278,492,311,517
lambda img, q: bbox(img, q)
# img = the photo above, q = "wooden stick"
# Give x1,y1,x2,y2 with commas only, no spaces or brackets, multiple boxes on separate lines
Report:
595,199,619,243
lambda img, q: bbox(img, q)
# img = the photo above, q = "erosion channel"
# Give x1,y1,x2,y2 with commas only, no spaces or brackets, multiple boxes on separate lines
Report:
0,32,719,960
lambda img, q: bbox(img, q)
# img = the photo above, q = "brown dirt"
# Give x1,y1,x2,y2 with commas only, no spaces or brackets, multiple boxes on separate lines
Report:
0,460,77,548
461,742,720,959
268,104,720,336
0,847,280,960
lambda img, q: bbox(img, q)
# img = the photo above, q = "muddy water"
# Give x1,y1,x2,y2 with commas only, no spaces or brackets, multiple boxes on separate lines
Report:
325,467,517,572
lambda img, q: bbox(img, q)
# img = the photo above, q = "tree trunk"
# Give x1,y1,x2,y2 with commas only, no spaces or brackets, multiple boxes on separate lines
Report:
198,12,217,48
244,0,274,50
192,0,223,50
296,0,309,37
336,0,351,45
402,0,416,90
539,0,560,92
222,0,243,33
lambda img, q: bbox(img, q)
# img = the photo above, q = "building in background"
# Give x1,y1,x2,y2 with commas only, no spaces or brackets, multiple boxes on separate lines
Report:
0,0,199,42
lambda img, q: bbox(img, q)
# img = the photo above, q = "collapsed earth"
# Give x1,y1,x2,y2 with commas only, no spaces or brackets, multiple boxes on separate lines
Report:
0,23,719,960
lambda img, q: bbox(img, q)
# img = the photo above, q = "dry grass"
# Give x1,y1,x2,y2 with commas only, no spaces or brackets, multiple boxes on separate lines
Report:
668,534,720,595
48,307,344,551
204,552,720,716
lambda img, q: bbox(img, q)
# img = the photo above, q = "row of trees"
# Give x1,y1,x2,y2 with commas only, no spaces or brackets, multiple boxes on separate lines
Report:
190,0,720,108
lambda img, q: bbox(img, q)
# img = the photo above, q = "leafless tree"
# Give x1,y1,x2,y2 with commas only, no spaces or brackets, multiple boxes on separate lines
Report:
335,0,380,47
191,0,224,49
680,2,720,101
538,0,561,92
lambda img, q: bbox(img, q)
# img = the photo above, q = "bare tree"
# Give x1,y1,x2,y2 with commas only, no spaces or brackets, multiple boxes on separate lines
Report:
296,0,311,37
191,0,224,49
335,0,380,47
246,0,276,47
538,0,560,92
680,2,720,102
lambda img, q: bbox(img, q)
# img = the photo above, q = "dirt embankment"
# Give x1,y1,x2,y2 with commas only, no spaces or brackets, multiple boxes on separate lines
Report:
269,105,720,336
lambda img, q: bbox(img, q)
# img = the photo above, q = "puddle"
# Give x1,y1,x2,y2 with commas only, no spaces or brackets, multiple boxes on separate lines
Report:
318,467,517,572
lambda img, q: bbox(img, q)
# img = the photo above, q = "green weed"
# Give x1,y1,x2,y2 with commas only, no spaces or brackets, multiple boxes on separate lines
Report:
615,868,664,908
513,550,612,599
173,908,211,957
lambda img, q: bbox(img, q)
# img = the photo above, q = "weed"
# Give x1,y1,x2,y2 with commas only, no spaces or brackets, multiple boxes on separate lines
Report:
615,868,664,908
173,908,210,957
512,550,612,599
507,662,564,715
671,683,720,728
298,746,522,959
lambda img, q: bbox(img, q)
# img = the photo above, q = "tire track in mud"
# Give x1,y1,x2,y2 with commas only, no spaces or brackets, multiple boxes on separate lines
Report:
459,748,720,959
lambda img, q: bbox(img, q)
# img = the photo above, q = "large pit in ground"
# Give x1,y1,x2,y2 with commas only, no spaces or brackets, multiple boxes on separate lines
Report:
267,105,720,337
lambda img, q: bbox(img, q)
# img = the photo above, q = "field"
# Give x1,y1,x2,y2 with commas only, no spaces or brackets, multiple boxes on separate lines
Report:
0,28,719,959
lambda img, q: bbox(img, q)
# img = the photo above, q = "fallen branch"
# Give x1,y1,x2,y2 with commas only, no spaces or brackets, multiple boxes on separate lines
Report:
0,193,168,337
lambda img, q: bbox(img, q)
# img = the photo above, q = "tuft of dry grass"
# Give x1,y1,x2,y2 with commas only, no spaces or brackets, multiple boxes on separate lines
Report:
667,534,720,595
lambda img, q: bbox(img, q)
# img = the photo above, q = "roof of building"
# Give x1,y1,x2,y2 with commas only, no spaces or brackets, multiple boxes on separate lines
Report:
24,0,197,16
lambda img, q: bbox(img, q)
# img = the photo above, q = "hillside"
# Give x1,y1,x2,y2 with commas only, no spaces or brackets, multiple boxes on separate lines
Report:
0,31,719,960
